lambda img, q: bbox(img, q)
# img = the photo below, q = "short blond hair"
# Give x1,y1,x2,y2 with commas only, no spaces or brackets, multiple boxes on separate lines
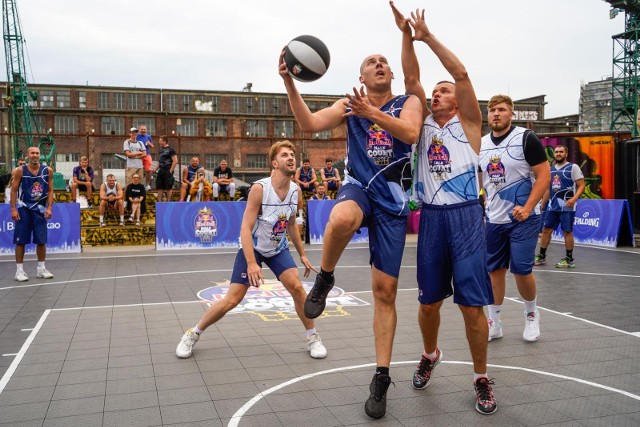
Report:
488,94,514,111
269,140,296,164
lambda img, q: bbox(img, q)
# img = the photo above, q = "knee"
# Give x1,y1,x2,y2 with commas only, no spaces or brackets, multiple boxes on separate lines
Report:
419,302,441,317
459,305,485,323
373,287,396,306
327,211,359,233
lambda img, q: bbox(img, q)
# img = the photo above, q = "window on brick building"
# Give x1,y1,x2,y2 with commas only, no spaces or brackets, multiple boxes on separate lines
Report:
180,153,199,166
166,94,177,112
33,115,46,133
231,97,243,114
179,118,198,136
181,95,193,112
273,120,294,138
56,153,80,163
258,97,269,115
205,119,227,137
144,93,155,111
132,118,156,135
114,93,125,110
98,92,110,110
246,153,268,169
78,91,86,109
206,154,228,169
55,115,78,134
246,120,267,138
40,91,54,108
246,97,254,114
100,116,125,135
128,93,139,111
56,91,70,108
101,153,124,169
312,130,332,140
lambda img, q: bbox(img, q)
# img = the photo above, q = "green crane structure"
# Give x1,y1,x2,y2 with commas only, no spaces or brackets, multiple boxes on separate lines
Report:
607,0,640,136
2,0,55,168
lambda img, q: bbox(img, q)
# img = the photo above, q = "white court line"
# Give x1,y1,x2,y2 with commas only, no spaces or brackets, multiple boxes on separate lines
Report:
0,309,50,395
1,354,17,357
227,360,640,427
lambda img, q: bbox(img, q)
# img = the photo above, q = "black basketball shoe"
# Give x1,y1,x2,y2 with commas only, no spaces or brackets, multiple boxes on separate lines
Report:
304,273,334,319
364,373,393,419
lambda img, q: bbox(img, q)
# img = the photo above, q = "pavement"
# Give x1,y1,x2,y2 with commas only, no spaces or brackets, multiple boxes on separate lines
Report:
0,239,639,426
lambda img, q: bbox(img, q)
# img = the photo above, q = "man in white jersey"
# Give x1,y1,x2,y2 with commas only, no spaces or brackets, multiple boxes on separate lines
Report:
534,145,585,268
280,32,423,419
391,2,496,415
176,141,327,360
478,95,550,343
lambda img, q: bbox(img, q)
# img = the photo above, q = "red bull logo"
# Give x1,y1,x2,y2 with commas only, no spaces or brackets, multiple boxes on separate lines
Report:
270,213,288,245
551,174,561,192
367,124,393,166
30,181,44,200
487,156,506,185
427,137,451,179
194,207,217,242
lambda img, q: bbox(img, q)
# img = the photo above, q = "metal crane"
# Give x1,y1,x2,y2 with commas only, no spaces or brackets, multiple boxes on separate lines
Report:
2,0,55,168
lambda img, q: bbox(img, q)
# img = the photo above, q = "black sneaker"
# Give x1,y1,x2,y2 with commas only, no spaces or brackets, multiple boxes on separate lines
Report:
364,373,393,419
304,273,334,319
474,377,497,415
412,348,442,389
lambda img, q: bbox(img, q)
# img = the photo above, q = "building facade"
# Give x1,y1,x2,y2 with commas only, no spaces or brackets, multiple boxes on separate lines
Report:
579,77,616,132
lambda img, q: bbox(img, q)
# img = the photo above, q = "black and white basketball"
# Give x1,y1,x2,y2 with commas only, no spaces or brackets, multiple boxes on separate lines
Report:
284,35,330,82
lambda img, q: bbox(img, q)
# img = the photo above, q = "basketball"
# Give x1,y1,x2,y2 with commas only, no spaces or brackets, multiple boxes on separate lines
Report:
284,35,330,82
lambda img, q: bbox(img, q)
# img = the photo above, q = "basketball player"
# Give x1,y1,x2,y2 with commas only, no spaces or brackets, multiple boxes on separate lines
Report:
176,141,327,361
535,145,585,268
391,2,496,414
280,43,423,418
479,95,550,343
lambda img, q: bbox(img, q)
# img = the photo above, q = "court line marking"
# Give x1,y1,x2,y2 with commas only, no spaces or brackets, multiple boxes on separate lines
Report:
227,360,640,427
0,309,50,395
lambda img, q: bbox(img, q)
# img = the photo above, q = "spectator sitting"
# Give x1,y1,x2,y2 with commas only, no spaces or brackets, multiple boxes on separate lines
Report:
71,156,94,206
212,159,236,200
179,156,204,201
189,170,212,202
321,158,341,194
99,174,125,227
125,173,146,226
311,183,331,200
295,158,318,199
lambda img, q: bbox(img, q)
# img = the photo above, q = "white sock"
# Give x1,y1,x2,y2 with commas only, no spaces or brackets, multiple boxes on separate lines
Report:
523,298,537,314
16,263,24,272
99,215,104,223
423,349,438,361
474,373,489,383
193,325,203,335
488,305,502,323
37,261,45,269
306,328,317,338
120,215,125,223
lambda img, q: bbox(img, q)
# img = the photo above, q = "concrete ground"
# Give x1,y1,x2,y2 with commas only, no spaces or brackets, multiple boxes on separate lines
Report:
0,238,639,426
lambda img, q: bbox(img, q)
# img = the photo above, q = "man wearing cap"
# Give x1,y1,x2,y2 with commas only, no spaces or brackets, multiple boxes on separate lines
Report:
123,127,147,187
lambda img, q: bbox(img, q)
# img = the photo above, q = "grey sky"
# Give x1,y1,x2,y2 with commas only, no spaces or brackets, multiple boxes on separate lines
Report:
11,0,622,118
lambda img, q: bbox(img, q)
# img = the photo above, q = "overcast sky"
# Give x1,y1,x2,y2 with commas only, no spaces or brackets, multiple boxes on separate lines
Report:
10,0,623,118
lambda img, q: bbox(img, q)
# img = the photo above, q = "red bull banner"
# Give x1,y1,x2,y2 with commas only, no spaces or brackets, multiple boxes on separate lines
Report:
540,135,615,199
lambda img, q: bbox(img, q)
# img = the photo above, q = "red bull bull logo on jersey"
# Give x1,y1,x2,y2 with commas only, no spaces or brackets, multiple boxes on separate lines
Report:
551,174,561,192
487,156,506,186
30,181,44,201
427,136,452,180
270,213,288,246
366,124,393,166
194,207,217,242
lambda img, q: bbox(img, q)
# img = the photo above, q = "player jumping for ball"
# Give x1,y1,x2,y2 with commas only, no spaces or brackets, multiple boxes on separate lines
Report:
279,41,423,418
176,141,328,361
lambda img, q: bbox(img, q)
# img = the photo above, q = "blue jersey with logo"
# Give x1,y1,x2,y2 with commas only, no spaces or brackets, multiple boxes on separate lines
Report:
344,95,413,216
137,134,153,155
298,167,314,183
187,165,203,183
548,162,583,211
18,164,49,211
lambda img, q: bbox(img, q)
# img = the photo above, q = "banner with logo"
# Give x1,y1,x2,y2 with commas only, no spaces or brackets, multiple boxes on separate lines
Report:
551,199,635,247
307,199,369,245
156,202,245,250
0,203,81,254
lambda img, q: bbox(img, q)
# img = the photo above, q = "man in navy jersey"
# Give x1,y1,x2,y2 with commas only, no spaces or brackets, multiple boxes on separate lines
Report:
391,1,496,415
280,41,423,418
10,146,54,282
294,158,318,199
178,156,204,202
535,145,585,268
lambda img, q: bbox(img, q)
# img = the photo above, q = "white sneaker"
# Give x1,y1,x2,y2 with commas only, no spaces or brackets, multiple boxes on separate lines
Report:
307,333,327,359
15,270,28,282
523,310,540,342
176,328,200,358
488,319,503,342
36,267,54,279
145,185,151,191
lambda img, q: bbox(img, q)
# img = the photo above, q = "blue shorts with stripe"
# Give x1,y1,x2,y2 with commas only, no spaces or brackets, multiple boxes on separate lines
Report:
486,215,541,275
13,207,48,245
336,184,406,278
417,200,494,307
230,248,297,285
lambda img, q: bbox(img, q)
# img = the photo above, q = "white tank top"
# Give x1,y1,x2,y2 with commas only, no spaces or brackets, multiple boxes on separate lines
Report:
103,182,118,198
414,115,479,205
479,126,539,224
251,177,298,257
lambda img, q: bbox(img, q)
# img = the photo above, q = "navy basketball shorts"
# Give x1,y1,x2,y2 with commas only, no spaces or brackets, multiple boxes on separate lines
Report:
543,210,576,233
336,184,407,278
417,201,494,307
230,248,297,285
13,207,47,245
486,214,541,275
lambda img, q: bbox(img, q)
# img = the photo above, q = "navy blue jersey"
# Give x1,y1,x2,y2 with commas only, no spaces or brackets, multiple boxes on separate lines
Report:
18,164,49,211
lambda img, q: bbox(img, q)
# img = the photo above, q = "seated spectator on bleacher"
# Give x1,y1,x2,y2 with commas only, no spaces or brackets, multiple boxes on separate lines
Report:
212,159,236,201
125,174,146,226
321,158,341,194
311,183,331,200
189,170,212,202
71,156,94,206
179,157,204,202
99,174,125,227
295,158,318,199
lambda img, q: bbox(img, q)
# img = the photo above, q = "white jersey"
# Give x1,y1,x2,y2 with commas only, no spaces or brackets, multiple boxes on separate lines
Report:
479,126,539,224
251,177,298,257
414,115,479,205
103,182,118,197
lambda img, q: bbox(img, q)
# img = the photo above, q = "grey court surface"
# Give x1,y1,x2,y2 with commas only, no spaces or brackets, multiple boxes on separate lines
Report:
0,238,639,426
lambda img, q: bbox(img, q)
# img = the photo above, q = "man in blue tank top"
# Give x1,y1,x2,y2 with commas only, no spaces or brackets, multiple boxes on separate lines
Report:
294,158,318,199
10,146,54,282
535,145,585,268
280,37,423,419
391,2,496,415
178,156,204,202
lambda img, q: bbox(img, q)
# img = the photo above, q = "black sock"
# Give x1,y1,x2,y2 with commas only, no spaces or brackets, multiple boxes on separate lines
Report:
539,247,547,257
319,268,334,282
566,250,573,260
376,366,389,377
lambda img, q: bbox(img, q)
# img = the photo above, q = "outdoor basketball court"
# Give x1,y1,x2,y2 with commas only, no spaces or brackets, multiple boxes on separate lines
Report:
0,239,639,426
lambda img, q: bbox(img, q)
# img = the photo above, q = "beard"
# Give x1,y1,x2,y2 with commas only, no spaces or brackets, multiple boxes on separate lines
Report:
489,121,510,133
